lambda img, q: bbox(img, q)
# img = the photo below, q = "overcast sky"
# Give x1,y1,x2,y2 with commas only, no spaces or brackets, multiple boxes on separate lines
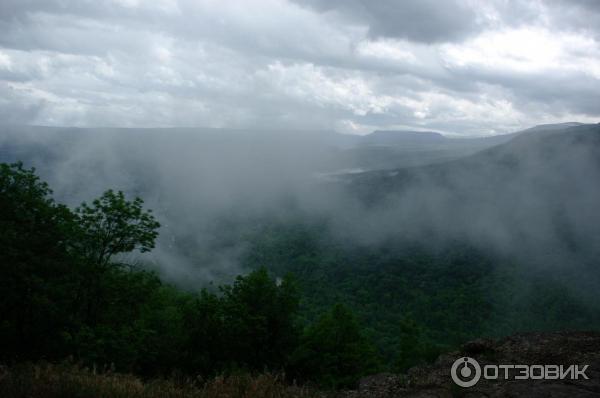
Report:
1,0,599,135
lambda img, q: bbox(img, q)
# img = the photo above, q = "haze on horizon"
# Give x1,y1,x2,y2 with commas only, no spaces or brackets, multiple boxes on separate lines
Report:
1,0,600,136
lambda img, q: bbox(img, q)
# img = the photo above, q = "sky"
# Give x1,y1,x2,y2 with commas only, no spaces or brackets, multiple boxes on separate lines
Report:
0,0,599,136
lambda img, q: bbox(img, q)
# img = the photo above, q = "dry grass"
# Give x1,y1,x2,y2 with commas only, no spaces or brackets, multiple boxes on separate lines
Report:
0,362,325,398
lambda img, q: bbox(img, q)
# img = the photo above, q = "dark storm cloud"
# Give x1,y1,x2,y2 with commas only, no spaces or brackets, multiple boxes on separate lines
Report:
550,0,600,37
292,0,480,44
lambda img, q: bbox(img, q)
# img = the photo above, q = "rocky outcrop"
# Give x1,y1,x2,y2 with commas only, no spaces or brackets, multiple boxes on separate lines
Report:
345,331,600,397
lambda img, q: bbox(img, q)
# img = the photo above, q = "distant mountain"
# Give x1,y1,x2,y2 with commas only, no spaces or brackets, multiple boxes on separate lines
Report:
355,123,587,148
325,129,521,172
344,123,599,189
0,125,519,181
343,123,600,267
328,124,592,172
520,121,585,133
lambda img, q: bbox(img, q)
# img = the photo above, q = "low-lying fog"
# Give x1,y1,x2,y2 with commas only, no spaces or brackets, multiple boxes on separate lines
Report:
1,123,599,292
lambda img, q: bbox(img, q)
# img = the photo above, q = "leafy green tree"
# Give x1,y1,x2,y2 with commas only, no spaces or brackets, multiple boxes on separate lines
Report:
0,162,78,360
72,190,160,325
75,189,160,268
181,288,225,374
70,268,191,375
292,303,381,389
220,267,300,371
2,162,311,380
393,315,441,372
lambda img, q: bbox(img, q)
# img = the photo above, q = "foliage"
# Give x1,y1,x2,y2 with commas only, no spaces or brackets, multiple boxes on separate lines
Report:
0,162,77,359
75,189,160,267
242,221,600,371
219,268,300,371
291,304,381,389
182,268,302,375
0,162,379,388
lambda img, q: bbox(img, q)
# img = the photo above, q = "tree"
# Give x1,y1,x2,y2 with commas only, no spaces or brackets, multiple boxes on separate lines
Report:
75,189,160,268
392,315,441,372
0,162,77,360
291,303,381,389
219,267,300,371
72,190,160,327
181,288,225,374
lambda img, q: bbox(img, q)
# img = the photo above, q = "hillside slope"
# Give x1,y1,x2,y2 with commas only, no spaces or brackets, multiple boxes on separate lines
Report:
344,123,600,265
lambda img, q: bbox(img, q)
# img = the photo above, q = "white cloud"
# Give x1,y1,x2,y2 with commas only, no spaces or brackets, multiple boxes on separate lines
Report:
0,0,598,134
442,27,600,76
0,51,12,70
356,39,416,64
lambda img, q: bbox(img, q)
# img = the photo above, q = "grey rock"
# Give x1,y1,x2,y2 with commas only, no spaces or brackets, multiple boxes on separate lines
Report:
339,331,600,397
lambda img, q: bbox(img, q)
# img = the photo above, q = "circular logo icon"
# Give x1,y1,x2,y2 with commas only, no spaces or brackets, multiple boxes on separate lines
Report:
451,357,481,387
